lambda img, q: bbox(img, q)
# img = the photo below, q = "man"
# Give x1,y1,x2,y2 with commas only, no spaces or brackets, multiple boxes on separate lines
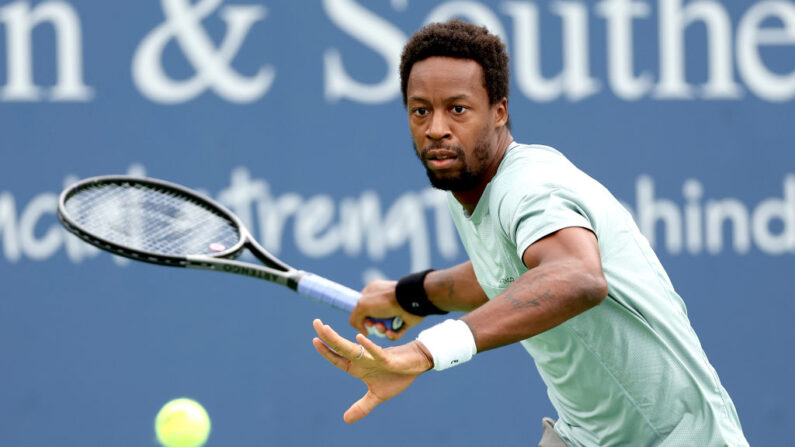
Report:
312,20,748,446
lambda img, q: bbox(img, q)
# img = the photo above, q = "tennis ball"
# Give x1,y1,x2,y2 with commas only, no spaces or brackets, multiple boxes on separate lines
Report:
155,398,211,447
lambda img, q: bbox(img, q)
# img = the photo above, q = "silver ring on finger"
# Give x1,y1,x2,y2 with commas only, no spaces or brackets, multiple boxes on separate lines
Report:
354,345,365,360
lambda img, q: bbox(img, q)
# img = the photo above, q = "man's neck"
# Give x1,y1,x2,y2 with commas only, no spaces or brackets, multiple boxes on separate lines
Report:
453,131,514,215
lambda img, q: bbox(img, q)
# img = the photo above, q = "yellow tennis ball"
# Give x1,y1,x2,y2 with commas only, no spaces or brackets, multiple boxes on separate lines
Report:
154,398,211,447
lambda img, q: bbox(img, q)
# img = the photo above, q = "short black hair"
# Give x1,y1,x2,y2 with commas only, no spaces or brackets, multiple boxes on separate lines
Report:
400,20,510,109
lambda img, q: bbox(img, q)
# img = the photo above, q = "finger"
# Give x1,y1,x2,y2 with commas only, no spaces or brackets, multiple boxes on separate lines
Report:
356,333,386,364
363,318,382,336
350,312,368,336
350,298,376,336
313,319,361,359
312,337,350,371
366,325,388,338
344,391,383,424
313,319,342,351
385,324,408,341
314,318,345,346
365,319,387,338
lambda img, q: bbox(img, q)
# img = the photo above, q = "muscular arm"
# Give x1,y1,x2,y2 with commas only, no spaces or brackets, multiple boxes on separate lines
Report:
352,227,605,347
461,226,608,352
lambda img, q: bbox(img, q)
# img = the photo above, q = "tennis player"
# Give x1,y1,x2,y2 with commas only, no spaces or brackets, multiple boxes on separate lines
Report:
312,20,748,446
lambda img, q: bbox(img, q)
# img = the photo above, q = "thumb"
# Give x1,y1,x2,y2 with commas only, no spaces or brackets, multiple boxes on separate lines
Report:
343,391,382,424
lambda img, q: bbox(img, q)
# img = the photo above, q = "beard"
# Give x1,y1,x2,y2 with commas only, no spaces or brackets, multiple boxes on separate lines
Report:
414,133,491,192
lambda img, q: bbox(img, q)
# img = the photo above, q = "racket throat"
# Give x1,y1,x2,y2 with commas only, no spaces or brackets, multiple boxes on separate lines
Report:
186,255,297,288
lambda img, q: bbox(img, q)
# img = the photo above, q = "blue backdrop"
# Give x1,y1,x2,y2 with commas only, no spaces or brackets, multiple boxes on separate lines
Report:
1,0,793,445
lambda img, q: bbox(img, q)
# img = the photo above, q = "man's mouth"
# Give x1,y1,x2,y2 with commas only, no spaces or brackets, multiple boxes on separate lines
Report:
424,150,460,170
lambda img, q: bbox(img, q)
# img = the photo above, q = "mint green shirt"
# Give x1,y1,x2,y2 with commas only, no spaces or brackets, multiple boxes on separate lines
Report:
448,143,748,446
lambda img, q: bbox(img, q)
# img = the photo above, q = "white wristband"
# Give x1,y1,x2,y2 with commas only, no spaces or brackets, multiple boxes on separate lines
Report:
417,319,477,371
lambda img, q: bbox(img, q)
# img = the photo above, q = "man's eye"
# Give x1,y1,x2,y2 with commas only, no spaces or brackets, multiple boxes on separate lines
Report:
413,108,428,116
452,105,467,114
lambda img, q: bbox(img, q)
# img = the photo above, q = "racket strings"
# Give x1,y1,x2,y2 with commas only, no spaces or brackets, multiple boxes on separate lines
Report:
64,182,240,257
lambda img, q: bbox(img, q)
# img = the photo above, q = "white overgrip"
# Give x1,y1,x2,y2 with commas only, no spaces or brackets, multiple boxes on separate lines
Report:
296,273,402,337
297,273,358,313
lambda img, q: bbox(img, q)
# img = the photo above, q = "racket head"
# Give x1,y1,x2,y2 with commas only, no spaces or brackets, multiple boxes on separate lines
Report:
58,175,247,266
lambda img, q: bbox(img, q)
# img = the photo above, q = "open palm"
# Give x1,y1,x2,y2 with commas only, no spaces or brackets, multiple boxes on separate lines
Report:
312,319,432,423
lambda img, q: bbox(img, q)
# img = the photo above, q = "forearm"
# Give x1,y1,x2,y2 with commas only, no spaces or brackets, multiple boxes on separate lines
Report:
461,259,607,352
423,261,489,313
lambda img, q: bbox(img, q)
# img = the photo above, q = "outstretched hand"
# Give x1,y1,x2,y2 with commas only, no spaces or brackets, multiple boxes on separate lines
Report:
312,319,433,423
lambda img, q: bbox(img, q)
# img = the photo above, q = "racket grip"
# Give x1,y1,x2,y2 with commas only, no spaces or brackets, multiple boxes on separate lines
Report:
297,273,404,334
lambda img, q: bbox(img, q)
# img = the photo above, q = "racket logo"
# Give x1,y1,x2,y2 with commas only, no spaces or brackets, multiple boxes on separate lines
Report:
220,263,279,283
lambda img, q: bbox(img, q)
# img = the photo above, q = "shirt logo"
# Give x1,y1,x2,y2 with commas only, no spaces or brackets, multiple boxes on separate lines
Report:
499,276,516,287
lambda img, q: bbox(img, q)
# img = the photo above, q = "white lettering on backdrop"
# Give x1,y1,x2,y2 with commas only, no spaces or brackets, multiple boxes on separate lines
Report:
132,0,274,104
323,0,795,103
1,0,794,103
1,167,794,278
0,0,93,101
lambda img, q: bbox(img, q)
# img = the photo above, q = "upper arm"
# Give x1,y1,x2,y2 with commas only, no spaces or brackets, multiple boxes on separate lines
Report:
522,226,600,269
522,227,608,300
460,227,609,352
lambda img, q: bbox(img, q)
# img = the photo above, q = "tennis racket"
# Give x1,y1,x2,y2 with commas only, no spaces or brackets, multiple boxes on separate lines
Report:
57,175,403,335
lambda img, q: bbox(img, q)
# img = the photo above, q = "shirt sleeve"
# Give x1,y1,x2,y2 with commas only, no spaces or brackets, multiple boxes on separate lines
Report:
499,188,594,262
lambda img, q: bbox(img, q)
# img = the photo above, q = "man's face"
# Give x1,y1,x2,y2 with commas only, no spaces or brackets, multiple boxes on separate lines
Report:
406,56,502,192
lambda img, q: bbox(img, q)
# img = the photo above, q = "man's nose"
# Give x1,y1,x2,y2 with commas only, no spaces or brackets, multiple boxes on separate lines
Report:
426,112,451,141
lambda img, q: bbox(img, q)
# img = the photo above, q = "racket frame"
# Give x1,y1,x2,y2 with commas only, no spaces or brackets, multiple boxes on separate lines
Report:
57,175,403,332
58,175,303,287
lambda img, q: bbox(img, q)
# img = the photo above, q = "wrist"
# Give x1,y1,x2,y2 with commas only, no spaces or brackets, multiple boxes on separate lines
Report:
416,319,477,371
411,340,435,372
395,269,448,316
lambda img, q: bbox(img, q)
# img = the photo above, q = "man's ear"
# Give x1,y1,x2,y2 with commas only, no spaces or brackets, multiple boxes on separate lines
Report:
494,97,509,128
